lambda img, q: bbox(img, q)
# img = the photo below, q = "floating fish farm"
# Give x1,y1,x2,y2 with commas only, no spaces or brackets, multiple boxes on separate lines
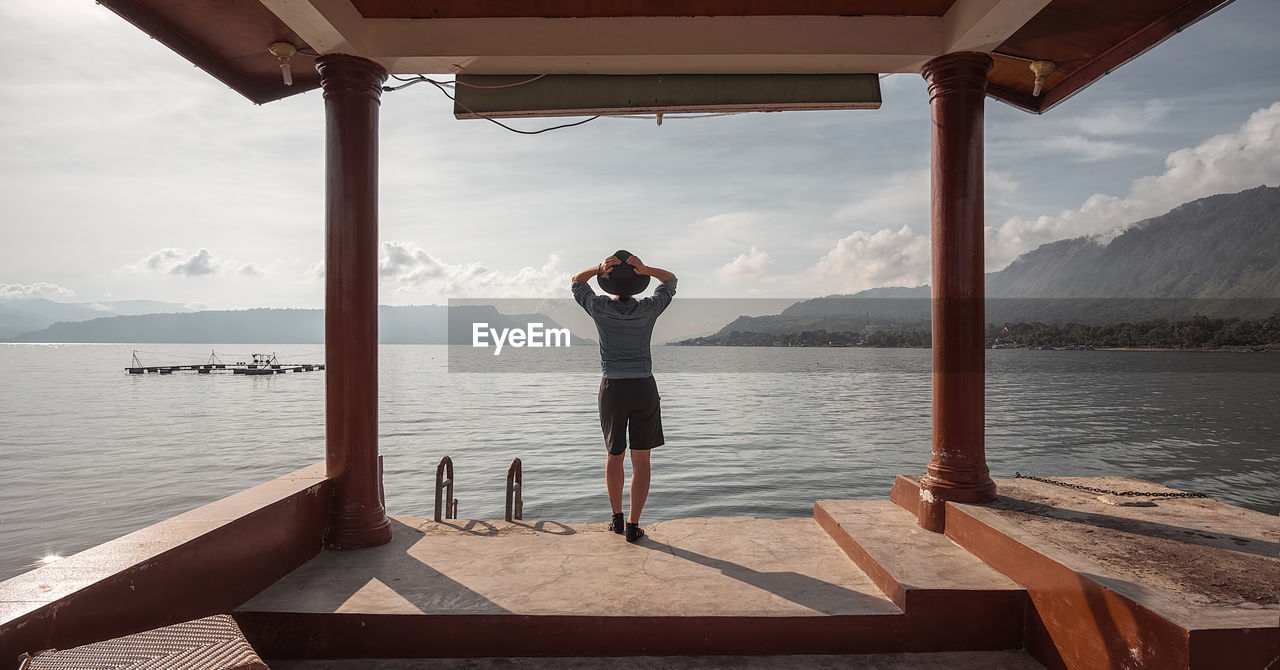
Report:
125,350,324,375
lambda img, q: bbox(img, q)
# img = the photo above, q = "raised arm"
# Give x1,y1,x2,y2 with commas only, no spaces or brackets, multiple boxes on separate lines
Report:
626,256,676,283
571,256,621,285
571,264,602,284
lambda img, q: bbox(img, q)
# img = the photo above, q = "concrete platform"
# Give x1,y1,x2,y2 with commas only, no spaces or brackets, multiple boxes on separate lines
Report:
14,466,1272,668
894,475,1280,670
241,516,898,618
234,515,1023,658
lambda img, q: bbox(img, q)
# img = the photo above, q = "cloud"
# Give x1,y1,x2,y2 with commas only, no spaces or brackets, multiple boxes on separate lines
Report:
807,225,931,294
985,101,1280,270
131,248,215,276
693,211,763,243
128,247,268,277
0,282,76,300
713,168,1017,296
753,102,1280,297
834,170,930,229
1038,135,1151,162
378,240,565,298
1071,99,1174,137
988,99,1175,163
986,170,1021,200
696,212,757,234
172,248,217,276
715,247,773,284
991,133,1151,163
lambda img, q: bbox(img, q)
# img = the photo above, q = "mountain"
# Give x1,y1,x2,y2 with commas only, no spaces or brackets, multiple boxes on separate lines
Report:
6,306,591,345
0,299,192,339
987,186,1280,299
703,186,1280,336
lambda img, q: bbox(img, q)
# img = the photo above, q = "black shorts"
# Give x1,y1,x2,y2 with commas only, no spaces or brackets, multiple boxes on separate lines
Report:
598,376,664,455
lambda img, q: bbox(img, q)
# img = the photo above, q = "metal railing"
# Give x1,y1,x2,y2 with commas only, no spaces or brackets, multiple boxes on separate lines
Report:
505,458,523,521
435,456,458,521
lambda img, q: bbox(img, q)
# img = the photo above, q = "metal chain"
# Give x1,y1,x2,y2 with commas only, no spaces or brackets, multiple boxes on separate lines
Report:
1013,472,1208,498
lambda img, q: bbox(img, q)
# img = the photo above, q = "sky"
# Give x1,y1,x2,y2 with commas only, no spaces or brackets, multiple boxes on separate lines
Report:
1,0,1279,310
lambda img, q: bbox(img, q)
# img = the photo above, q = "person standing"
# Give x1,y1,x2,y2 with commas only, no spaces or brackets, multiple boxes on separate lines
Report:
570,250,677,542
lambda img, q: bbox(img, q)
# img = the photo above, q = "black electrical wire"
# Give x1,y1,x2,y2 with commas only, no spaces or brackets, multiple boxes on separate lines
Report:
383,76,599,135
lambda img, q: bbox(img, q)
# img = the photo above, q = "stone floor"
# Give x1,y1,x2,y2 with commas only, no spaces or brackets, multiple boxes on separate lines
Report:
240,516,901,618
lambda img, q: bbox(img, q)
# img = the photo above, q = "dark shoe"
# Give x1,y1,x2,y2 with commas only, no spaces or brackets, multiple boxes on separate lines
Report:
609,512,625,534
625,522,645,543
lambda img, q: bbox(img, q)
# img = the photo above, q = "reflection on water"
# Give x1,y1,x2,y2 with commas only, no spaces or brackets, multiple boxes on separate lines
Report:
0,343,1276,581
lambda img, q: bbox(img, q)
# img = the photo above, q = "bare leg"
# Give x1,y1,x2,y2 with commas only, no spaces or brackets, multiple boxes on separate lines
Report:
606,452,624,514
628,449,651,524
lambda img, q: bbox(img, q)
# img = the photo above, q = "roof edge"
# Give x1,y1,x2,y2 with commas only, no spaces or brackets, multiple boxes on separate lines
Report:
97,0,318,104
993,0,1235,115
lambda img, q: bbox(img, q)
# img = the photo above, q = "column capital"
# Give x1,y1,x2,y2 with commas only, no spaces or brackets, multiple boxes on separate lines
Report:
920,52,993,100
317,53,388,102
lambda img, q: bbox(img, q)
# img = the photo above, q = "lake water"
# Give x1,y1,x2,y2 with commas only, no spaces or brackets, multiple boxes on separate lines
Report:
1,343,1276,581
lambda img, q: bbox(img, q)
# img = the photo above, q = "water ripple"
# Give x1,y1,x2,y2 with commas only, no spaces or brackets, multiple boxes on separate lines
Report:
1,344,1276,581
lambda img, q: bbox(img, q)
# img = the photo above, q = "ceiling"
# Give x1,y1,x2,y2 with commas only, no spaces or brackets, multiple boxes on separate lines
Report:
96,0,1232,113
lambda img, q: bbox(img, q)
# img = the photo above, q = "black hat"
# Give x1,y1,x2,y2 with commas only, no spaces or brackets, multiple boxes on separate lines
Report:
597,250,651,297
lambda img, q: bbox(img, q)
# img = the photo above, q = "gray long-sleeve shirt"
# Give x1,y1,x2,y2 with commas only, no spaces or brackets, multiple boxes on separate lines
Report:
572,278,677,378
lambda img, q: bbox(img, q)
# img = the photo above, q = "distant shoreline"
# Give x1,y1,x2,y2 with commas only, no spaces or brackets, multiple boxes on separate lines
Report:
667,342,1278,352
670,314,1280,351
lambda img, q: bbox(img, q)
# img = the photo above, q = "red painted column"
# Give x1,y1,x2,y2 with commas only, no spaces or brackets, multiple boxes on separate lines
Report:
917,52,997,532
317,54,392,549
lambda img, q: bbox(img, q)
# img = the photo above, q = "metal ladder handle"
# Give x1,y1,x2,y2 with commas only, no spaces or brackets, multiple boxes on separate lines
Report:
505,458,523,522
435,456,456,522
378,455,385,508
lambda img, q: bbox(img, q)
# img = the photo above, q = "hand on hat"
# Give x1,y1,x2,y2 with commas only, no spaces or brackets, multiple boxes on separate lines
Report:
601,255,622,273
625,255,649,275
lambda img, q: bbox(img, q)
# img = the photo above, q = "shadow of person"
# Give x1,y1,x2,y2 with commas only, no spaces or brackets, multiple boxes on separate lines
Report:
637,538,894,615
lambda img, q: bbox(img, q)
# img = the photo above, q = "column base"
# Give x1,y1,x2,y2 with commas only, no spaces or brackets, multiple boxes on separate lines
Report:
326,509,393,550
916,473,997,532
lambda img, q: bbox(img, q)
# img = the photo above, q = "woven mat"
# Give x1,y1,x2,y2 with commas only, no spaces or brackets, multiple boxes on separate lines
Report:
20,614,267,670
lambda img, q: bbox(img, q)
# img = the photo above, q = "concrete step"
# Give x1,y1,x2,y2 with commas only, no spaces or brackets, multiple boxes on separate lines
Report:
890,474,922,516
813,498,1027,650
941,476,1280,670
882,474,1280,669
